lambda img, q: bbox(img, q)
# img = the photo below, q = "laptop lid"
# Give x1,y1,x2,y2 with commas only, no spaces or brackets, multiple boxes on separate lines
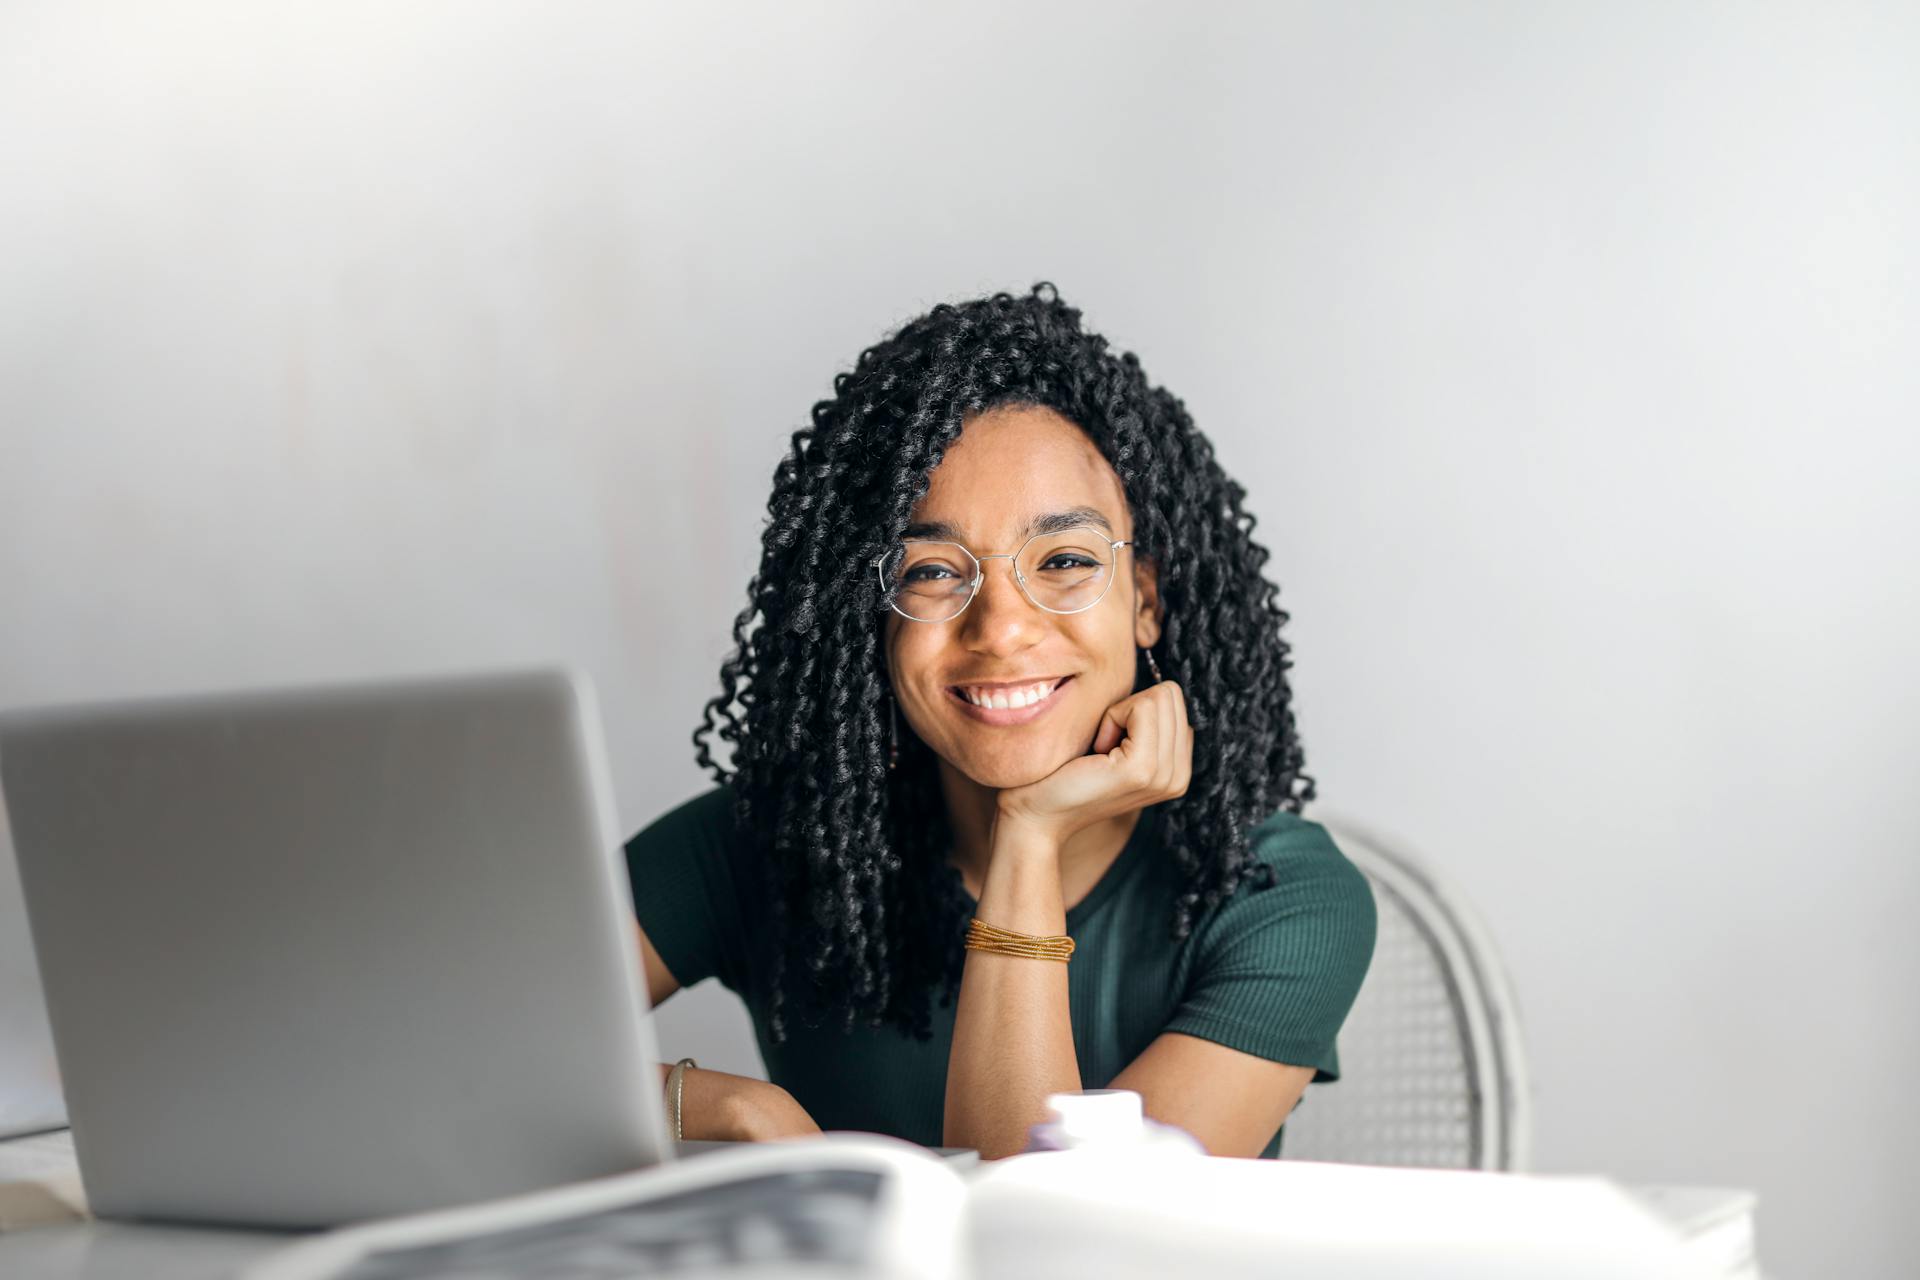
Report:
0,668,673,1227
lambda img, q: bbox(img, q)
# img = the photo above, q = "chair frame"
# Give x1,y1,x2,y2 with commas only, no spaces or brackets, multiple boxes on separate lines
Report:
1312,811,1534,1172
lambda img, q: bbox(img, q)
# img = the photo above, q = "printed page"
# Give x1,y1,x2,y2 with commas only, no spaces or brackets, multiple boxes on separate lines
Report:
244,1135,967,1280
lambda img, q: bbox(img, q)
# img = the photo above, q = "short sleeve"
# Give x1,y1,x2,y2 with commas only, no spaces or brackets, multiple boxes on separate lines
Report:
622,786,753,996
1162,813,1377,1082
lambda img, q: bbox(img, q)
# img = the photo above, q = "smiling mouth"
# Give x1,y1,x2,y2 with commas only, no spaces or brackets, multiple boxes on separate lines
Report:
946,675,1073,725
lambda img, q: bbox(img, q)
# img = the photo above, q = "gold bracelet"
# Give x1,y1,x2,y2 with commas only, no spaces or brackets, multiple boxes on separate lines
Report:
965,917,1075,962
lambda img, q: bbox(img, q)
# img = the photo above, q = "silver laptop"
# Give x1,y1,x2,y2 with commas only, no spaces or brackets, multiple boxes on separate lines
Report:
0,668,675,1227
0,789,67,1139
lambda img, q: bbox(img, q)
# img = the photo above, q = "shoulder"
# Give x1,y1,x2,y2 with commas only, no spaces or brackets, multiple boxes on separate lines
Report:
1193,808,1378,969
622,784,761,993
1247,810,1372,897
622,784,755,894
623,783,738,854
1161,807,1379,1083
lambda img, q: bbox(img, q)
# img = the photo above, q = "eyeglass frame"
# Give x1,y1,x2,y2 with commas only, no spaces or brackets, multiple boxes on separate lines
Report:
872,524,1139,623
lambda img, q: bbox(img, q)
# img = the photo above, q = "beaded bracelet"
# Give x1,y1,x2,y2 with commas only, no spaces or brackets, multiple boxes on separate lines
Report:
965,917,1076,962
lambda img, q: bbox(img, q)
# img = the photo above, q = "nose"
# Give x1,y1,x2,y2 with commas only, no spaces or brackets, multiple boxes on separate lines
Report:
956,554,1044,656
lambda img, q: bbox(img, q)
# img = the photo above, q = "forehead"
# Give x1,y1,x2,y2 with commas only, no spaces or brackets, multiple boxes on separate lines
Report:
910,405,1128,542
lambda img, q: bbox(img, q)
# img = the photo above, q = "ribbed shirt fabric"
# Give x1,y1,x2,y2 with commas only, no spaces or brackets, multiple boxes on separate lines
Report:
624,786,1377,1159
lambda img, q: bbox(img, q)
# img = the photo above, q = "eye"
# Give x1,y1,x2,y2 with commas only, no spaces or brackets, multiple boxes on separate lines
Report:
903,563,960,583
1038,553,1099,572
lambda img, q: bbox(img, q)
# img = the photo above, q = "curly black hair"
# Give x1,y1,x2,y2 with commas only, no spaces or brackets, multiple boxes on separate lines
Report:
692,282,1315,1043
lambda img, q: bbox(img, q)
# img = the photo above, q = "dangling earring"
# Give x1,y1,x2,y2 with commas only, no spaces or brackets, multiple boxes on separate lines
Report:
888,694,900,771
1142,645,1164,683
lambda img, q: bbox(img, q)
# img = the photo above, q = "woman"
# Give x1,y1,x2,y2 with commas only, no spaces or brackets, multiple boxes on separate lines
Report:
627,283,1376,1160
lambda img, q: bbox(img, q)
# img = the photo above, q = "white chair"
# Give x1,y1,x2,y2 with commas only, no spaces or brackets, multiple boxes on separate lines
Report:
1279,813,1533,1171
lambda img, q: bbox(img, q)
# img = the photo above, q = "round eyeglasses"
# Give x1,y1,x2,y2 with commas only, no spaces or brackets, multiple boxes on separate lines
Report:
874,524,1136,623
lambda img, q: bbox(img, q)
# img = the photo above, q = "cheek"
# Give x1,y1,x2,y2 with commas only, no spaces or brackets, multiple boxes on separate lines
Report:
1071,618,1139,696
883,617,923,689
886,628,946,725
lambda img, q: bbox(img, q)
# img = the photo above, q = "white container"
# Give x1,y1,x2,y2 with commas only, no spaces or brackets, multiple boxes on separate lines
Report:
1025,1089,1206,1155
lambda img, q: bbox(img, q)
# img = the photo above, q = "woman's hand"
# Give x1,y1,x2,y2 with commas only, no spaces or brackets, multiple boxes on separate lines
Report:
663,1064,822,1142
994,679,1193,848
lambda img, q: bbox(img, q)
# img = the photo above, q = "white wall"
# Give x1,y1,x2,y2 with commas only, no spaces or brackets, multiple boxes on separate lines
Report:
3,3,1915,1273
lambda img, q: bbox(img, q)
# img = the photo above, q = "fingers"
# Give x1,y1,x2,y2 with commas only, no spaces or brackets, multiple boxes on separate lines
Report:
1010,676,1196,844
1104,694,1156,783
1155,684,1175,791
1167,706,1182,794
1147,681,1190,800
1096,683,1191,804
1092,684,1152,756
1163,681,1191,798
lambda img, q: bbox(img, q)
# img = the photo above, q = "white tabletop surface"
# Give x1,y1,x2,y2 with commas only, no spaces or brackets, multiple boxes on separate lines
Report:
0,1218,293,1279
0,1128,1757,1280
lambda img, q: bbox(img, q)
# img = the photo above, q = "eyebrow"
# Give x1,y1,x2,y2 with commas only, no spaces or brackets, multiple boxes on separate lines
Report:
901,507,1116,544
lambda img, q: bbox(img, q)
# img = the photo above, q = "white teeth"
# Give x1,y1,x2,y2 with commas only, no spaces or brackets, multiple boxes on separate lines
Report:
961,679,1059,709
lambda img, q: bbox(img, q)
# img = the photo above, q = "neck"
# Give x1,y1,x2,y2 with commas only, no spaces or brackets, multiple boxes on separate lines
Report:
938,760,1142,904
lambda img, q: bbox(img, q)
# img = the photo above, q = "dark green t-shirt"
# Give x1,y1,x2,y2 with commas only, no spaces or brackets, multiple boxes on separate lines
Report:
624,786,1376,1159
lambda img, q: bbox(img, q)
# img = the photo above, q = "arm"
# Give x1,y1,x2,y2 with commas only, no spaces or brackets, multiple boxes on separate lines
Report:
636,920,820,1141
941,819,1082,1159
943,680,1192,1159
1109,1033,1315,1157
1112,820,1377,1156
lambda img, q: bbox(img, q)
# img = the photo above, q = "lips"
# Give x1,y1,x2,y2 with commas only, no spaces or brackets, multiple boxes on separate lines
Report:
946,675,1073,726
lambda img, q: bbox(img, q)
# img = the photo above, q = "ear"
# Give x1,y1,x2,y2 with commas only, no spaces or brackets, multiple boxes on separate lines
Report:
1131,553,1163,650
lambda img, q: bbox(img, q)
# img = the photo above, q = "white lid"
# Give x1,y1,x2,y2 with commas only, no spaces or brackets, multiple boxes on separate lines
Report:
1045,1089,1145,1145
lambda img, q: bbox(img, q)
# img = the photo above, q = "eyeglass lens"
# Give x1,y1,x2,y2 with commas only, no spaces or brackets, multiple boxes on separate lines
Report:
880,526,1114,622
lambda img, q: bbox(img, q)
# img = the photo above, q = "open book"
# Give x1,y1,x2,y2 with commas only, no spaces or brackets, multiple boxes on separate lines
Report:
242,1135,965,1280
240,1132,1726,1280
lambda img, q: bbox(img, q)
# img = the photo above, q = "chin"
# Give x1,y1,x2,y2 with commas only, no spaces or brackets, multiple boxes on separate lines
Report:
973,765,1055,791
957,743,1078,791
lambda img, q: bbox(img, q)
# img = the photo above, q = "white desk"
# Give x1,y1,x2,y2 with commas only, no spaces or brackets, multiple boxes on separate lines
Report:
1,1129,1760,1279
0,1219,290,1280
